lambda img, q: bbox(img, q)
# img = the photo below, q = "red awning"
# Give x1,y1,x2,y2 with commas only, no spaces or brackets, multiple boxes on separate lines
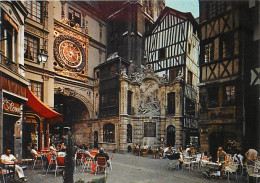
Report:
26,87,63,123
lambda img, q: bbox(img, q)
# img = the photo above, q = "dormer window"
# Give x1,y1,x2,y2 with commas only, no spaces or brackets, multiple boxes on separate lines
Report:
68,8,81,26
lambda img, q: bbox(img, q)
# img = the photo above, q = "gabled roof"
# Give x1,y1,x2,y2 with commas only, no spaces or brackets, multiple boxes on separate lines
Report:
148,6,198,35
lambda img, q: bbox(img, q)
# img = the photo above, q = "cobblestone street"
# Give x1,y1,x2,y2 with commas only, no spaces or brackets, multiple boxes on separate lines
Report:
14,153,247,183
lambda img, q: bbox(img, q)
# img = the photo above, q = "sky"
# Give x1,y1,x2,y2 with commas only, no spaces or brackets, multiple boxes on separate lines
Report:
166,0,199,18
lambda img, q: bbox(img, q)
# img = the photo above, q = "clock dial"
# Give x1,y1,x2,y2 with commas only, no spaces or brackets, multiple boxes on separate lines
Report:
59,40,82,68
54,35,86,72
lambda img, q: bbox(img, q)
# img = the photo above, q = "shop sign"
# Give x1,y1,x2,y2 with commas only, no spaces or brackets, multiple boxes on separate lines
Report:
2,98,21,114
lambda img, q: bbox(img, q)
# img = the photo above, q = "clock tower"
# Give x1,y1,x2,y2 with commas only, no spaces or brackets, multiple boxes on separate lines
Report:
53,19,89,81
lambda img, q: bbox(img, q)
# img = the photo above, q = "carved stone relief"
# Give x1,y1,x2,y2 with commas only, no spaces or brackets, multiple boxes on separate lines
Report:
138,80,160,116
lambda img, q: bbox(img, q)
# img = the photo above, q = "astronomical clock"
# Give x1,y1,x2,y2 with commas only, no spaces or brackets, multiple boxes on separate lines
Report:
53,19,89,81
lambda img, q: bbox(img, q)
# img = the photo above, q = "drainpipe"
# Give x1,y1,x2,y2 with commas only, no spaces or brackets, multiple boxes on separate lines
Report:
241,31,246,138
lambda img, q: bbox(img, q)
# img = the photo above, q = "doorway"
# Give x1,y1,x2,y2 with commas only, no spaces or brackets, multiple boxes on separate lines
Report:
167,125,175,147
209,132,224,161
3,115,16,154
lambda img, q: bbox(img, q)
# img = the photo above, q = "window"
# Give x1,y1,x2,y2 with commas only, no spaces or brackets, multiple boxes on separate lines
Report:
188,43,191,55
223,85,235,106
103,123,115,143
158,48,166,60
127,124,132,143
222,34,233,58
127,91,132,114
68,8,81,26
208,86,219,108
0,12,17,63
186,98,195,116
208,1,225,19
167,92,175,115
169,67,181,82
187,70,193,86
24,1,42,23
24,34,39,63
144,122,156,137
204,43,213,63
29,81,43,101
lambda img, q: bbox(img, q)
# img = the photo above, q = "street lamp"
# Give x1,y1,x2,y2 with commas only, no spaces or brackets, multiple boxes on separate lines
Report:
38,48,48,64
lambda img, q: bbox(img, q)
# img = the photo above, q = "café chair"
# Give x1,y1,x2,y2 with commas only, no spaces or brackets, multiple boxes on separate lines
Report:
46,154,56,175
95,157,107,176
55,156,65,177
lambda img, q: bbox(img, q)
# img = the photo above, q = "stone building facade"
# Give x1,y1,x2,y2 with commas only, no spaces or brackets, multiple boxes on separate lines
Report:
0,1,29,157
92,59,185,152
1,0,202,155
21,0,107,155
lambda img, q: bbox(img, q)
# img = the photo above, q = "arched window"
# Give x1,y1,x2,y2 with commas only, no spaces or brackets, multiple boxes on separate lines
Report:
103,123,115,143
127,124,132,143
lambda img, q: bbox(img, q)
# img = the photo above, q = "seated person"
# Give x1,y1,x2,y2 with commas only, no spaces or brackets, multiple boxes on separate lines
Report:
60,143,66,152
162,146,169,158
1,148,27,182
50,146,57,161
94,148,110,172
84,146,94,159
202,151,210,161
185,145,191,153
95,148,109,163
56,144,61,152
166,146,173,154
158,147,163,157
77,145,84,153
30,144,41,158
142,142,149,149
245,149,258,166
189,146,197,156
177,147,183,156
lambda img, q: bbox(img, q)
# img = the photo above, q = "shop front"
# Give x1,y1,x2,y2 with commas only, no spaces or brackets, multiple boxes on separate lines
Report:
23,88,63,157
0,72,28,158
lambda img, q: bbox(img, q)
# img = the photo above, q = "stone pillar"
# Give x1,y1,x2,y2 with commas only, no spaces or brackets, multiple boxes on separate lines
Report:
119,115,128,153
174,82,183,116
174,117,183,148
119,78,129,115
160,117,166,147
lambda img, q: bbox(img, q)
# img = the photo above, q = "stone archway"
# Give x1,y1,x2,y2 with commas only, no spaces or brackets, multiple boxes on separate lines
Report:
54,87,94,119
53,86,94,145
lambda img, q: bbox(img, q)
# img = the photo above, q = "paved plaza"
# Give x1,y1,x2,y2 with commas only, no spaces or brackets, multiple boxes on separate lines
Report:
6,153,247,183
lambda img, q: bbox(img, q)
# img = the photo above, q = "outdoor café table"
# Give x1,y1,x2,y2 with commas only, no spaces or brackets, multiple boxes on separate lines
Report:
166,153,180,160
184,156,194,161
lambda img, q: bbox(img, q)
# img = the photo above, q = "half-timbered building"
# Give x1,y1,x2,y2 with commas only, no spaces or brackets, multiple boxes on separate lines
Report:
198,0,258,159
145,7,200,148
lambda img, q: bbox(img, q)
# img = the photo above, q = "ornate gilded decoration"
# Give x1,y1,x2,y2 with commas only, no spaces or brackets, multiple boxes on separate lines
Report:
54,35,86,72
61,18,81,31
54,19,89,81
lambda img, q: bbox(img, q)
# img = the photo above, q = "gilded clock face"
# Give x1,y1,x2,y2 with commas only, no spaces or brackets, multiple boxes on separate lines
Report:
54,35,86,72
59,40,82,68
